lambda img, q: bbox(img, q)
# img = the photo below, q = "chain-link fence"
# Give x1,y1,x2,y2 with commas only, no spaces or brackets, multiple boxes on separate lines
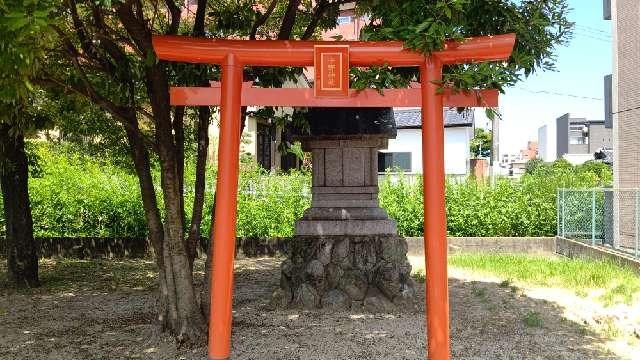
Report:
558,188,640,259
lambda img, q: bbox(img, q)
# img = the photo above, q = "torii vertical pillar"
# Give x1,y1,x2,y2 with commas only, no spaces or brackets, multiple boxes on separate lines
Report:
421,57,449,359
208,54,242,360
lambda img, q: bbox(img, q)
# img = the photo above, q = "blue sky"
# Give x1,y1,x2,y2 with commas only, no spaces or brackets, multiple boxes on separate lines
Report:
476,1,612,155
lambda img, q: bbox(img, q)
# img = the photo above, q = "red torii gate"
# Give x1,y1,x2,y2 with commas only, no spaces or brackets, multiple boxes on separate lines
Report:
152,33,515,360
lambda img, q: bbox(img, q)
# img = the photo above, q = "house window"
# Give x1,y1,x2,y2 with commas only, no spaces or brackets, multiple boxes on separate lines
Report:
569,125,588,145
256,123,272,170
378,152,411,173
337,16,352,25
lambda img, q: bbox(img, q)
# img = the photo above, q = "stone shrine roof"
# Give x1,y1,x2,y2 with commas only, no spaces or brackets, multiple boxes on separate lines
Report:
303,107,397,138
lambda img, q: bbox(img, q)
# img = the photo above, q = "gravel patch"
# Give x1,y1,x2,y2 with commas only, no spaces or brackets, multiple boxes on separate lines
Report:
0,257,620,359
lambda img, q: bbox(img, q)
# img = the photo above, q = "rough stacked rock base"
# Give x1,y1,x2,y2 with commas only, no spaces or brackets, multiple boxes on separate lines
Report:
270,235,416,312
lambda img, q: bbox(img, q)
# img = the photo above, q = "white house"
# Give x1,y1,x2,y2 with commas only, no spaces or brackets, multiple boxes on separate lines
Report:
380,108,475,176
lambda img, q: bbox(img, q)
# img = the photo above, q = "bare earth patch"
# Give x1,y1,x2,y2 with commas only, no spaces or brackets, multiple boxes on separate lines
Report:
0,256,625,359
441,266,640,360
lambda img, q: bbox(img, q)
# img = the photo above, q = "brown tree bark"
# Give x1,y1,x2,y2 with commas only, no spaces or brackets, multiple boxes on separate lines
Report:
172,106,185,226
186,105,210,269
0,125,39,288
145,60,207,344
121,116,171,328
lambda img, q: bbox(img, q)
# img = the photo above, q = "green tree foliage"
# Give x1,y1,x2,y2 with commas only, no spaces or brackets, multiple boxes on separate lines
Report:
0,0,56,118
470,128,492,158
357,0,574,92
525,157,545,174
25,143,147,238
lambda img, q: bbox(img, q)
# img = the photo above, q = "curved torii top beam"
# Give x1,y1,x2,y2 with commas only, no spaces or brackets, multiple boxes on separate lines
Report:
152,33,516,67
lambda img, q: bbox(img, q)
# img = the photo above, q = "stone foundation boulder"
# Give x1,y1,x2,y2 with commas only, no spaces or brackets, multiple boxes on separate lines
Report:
270,235,416,311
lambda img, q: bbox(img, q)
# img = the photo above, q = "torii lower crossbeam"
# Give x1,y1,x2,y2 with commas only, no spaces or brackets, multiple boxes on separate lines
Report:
169,85,499,108
152,33,515,360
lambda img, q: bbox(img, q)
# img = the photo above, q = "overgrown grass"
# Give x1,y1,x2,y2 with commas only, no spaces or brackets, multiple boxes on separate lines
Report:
448,254,640,305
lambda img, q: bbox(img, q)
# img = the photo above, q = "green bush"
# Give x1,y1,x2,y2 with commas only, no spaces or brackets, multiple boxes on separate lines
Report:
235,169,310,237
0,142,310,239
380,160,612,237
24,142,146,237
0,145,612,239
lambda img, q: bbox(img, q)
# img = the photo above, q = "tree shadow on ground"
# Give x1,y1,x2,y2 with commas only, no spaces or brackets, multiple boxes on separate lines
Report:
0,256,623,359
228,256,619,359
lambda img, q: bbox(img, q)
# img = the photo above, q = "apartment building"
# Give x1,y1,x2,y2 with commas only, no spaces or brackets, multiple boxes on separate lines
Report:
603,0,640,250
605,0,640,190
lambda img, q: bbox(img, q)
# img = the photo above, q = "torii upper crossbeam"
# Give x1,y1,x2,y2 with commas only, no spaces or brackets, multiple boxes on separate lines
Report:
152,33,516,360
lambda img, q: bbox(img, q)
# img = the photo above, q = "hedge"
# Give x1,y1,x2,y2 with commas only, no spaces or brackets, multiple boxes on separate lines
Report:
0,143,612,239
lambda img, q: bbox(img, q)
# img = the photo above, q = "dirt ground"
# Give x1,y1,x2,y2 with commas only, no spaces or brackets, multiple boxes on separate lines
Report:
0,256,628,360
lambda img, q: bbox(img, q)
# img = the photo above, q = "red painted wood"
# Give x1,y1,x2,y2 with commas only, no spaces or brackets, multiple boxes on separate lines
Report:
169,86,499,108
152,33,515,66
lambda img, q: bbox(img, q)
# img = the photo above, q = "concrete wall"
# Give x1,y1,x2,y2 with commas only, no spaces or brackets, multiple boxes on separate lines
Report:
4,237,637,273
556,237,640,274
405,237,557,256
610,0,640,249
0,237,151,259
385,126,472,176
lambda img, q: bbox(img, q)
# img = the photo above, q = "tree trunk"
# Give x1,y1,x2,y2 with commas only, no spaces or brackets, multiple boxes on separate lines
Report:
121,118,170,328
146,62,206,345
187,105,210,269
172,106,185,227
0,125,39,288
115,2,207,343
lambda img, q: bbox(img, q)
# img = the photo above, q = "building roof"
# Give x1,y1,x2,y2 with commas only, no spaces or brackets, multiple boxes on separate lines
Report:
394,108,474,129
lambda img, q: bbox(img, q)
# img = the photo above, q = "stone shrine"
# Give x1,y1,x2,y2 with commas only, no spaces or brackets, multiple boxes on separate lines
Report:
271,108,416,312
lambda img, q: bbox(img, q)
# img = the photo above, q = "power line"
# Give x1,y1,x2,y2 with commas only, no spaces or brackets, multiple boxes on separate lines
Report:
516,87,603,101
613,105,640,115
575,24,610,35
575,31,611,40
573,31,612,43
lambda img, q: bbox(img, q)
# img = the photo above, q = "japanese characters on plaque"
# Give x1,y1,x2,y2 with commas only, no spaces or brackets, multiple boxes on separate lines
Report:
314,45,349,98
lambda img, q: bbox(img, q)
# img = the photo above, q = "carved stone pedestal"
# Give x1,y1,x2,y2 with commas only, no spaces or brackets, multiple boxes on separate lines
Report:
270,108,415,311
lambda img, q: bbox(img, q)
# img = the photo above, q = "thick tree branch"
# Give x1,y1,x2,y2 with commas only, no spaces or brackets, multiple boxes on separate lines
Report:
164,0,181,35
302,0,352,40
193,0,207,36
172,106,186,228
67,1,121,76
250,0,279,40
277,0,302,40
187,105,210,268
116,0,153,54
67,0,95,59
